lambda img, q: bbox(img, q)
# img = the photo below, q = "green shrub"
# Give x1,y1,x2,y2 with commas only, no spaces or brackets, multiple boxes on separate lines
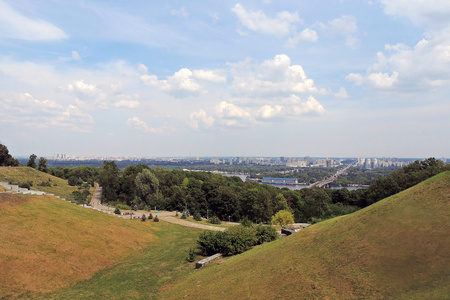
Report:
240,216,253,227
181,214,187,219
208,216,221,224
148,213,153,219
68,176,78,186
141,214,147,222
153,215,159,222
197,231,227,256
19,182,30,190
37,181,52,187
255,224,278,245
186,247,196,262
222,225,257,256
114,208,121,215
115,203,132,210
194,213,202,221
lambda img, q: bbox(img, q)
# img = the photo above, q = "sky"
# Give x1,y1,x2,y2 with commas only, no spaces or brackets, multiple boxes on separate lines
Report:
0,0,449,158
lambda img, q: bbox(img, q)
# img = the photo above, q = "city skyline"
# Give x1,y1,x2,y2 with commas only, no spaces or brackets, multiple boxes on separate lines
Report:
1,1,449,158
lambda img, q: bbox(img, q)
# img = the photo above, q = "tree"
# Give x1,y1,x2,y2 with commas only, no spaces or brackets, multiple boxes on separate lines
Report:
38,157,48,173
271,210,294,228
0,143,19,166
27,154,37,168
134,169,159,208
97,161,120,203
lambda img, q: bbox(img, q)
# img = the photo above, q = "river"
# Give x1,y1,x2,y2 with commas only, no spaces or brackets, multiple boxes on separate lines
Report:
222,173,367,191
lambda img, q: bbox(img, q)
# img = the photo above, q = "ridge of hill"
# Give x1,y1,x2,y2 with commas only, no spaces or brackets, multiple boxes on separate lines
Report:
0,166,77,199
163,171,450,299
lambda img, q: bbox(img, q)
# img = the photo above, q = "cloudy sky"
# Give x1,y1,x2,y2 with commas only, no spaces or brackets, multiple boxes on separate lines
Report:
0,0,449,158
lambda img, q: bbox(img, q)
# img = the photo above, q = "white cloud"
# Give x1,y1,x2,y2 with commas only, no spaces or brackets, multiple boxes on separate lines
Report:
114,96,140,109
319,15,359,48
126,117,175,135
215,101,254,127
170,7,188,18
334,87,349,98
379,0,450,26
189,109,215,130
285,28,318,47
0,92,93,132
347,25,450,92
0,0,67,41
71,51,81,61
141,67,226,97
138,63,149,74
232,3,302,37
230,54,326,96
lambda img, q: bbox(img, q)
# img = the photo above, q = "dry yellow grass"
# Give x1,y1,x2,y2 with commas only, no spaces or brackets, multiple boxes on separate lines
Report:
163,171,450,299
0,166,79,199
0,194,156,298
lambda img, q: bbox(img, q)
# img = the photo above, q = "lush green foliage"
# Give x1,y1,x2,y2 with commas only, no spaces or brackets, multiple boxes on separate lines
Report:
0,143,19,166
197,224,277,257
208,216,221,224
271,210,294,228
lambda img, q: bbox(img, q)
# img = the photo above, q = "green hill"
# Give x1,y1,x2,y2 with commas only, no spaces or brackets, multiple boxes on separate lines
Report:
163,171,450,299
0,166,78,199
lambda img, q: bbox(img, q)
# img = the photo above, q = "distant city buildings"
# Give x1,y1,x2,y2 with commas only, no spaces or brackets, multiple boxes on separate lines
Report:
358,157,407,169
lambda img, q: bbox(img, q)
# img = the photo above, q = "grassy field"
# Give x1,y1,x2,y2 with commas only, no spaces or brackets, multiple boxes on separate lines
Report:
0,166,78,199
162,171,450,299
0,192,204,299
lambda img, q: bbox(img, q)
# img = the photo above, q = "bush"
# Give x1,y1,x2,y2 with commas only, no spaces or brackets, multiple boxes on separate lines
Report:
68,176,78,186
197,231,227,256
114,208,121,215
194,213,202,221
240,216,253,227
116,203,132,210
208,216,221,225
181,214,187,219
153,215,159,222
141,214,147,222
186,247,196,262
255,224,278,245
148,213,153,219
19,182,30,190
222,225,257,256
37,181,52,187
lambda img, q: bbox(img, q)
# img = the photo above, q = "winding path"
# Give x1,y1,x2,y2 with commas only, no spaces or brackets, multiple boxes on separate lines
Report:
91,184,226,231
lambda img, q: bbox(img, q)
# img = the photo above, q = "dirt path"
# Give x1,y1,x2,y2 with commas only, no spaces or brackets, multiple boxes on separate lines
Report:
92,185,226,231
156,212,226,232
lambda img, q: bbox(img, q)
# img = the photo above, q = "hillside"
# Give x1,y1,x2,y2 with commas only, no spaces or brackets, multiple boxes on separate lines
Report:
163,171,450,299
0,166,77,199
0,193,158,298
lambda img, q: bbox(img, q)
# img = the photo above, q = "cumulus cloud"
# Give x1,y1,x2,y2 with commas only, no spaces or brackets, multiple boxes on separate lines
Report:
379,0,450,26
189,109,215,130
230,54,327,96
0,0,67,41
319,15,359,48
141,67,226,97
126,117,175,135
114,95,140,109
0,92,93,132
346,25,450,92
232,3,302,37
285,28,318,47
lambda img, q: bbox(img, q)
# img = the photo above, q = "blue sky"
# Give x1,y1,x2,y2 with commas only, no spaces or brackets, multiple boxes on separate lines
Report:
0,0,449,158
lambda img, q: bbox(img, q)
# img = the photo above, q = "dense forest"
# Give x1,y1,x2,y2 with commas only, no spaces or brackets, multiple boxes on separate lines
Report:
43,157,448,224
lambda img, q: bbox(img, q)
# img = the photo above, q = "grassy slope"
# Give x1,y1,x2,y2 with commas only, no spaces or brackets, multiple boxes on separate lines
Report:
0,194,159,298
0,166,77,199
163,171,450,299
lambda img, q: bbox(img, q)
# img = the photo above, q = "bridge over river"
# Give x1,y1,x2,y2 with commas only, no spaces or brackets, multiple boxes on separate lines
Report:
309,163,356,188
